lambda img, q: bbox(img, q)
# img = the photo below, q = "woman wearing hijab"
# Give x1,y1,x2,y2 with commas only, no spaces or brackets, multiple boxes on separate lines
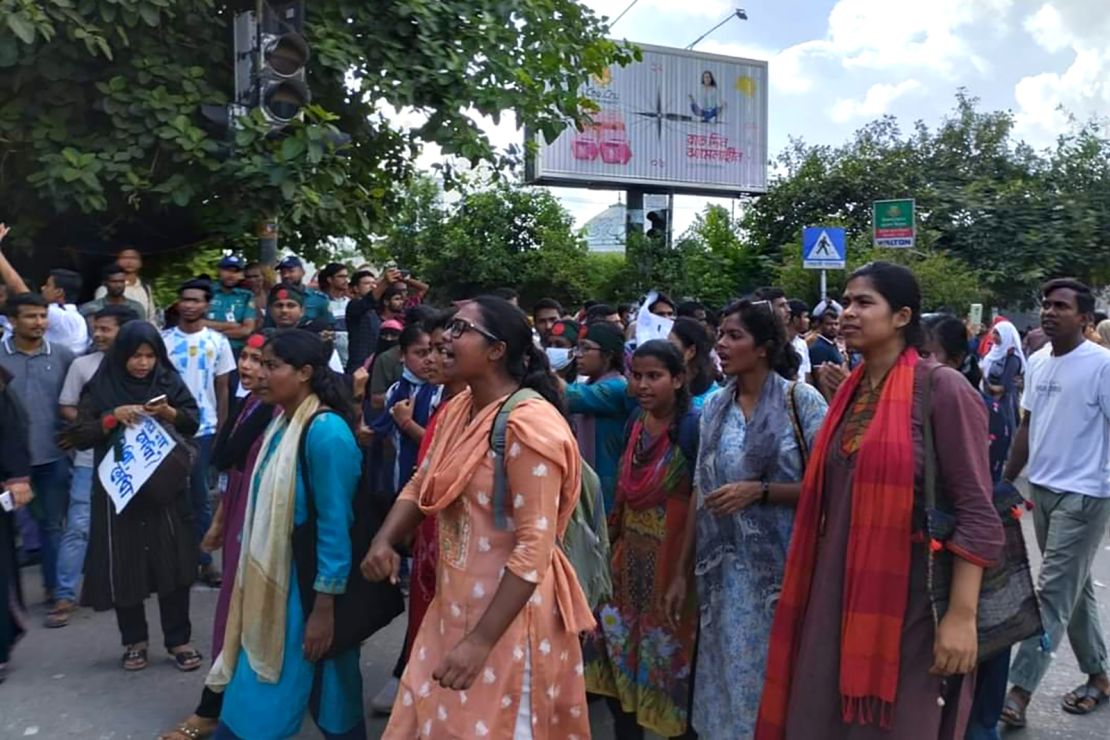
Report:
0,368,31,685
206,330,364,739
980,320,1026,482
66,321,202,672
160,332,278,740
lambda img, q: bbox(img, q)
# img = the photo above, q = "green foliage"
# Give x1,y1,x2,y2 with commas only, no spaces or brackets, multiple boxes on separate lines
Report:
0,0,634,259
379,176,596,309
745,93,1110,307
774,244,981,313
672,205,766,306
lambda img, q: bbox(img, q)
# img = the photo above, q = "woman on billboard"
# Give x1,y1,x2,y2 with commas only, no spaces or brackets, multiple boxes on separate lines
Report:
689,70,724,123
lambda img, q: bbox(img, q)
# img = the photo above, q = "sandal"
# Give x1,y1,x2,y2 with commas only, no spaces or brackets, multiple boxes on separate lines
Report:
169,646,203,672
1062,683,1110,715
159,718,217,740
122,645,148,671
1000,690,1029,728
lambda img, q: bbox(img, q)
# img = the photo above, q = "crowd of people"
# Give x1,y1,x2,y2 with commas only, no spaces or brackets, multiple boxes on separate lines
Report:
1,219,1109,740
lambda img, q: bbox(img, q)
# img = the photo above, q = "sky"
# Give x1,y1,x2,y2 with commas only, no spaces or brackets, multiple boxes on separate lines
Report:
409,0,1110,234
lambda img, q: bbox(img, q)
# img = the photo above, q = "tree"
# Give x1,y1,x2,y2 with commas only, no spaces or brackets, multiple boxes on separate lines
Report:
0,0,635,260
672,205,765,306
774,242,982,313
745,94,1110,307
378,177,596,308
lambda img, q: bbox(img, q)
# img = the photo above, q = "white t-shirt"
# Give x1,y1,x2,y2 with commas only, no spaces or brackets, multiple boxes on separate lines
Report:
59,351,104,467
792,334,812,381
161,327,235,437
328,295,350,367
1022,340,1110,497
46,303,89,356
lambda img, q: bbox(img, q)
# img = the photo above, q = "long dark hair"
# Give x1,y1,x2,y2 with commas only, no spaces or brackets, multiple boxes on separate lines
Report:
631,339,690,442
849,261,924,348
922,314,981,388
266,329,355,425
670,317,714,397
721,299,799,380
472,296,564,414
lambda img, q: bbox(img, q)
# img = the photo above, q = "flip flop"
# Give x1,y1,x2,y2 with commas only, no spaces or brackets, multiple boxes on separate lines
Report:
1062,683,1110,715
1000,693,1028,728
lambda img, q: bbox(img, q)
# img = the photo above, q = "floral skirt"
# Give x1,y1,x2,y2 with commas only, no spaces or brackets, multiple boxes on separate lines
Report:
583,506,696,737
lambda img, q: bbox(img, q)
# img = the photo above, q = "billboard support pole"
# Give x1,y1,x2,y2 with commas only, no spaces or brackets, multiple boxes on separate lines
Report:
626,187,646,289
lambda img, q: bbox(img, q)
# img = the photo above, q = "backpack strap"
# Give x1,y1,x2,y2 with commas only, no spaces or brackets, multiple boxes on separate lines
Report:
786,381,808,469
922,364,940,512
490,388,543,531
297,409,341,523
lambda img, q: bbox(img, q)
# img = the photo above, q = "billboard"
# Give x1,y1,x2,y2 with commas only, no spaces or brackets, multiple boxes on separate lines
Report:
525,43,768,197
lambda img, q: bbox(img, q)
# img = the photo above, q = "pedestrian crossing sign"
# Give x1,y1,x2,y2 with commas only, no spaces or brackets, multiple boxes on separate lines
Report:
802,226,846,270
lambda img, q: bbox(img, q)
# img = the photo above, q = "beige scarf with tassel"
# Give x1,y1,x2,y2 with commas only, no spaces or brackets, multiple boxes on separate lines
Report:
207,394,321,689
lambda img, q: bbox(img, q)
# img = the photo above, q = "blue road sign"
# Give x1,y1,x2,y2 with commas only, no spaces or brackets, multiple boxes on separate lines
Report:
803,227,847,270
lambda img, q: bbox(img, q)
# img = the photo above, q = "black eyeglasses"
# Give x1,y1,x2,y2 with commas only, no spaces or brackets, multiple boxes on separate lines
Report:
448,318,501,343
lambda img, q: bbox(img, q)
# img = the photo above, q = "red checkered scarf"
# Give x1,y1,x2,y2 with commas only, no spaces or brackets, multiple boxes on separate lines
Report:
757,348,918,737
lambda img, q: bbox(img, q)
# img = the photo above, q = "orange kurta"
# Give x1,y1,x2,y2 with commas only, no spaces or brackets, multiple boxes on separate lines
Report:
384,390,595,740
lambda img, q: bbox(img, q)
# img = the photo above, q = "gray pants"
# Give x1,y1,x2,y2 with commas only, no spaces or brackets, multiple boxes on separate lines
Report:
1010,485,1110,692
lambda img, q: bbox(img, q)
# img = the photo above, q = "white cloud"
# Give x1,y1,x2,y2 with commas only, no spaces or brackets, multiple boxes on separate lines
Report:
1023,3,1069,53
831,80,923,123
1014,1,1110,147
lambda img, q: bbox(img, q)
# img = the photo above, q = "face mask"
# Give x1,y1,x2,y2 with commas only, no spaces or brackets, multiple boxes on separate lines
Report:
545,346,573,372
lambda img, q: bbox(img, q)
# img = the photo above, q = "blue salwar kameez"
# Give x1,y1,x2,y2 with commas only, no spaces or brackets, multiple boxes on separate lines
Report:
216,414,364,740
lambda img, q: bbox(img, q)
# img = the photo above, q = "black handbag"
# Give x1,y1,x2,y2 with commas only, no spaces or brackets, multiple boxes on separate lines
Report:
921,366,1043,661
291,410,405,660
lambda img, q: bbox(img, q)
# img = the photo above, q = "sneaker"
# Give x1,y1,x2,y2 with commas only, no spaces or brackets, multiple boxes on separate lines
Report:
44,599,76,628
370,676,400,715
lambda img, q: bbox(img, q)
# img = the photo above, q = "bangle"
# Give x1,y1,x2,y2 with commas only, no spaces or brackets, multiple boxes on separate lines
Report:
760,480,771,505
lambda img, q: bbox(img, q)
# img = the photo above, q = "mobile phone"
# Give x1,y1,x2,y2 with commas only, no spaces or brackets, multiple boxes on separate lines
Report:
145,394,168,407
0,490,13,513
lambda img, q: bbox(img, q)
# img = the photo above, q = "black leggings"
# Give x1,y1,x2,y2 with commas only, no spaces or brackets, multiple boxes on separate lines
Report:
196,686,224,720
114,586,191,648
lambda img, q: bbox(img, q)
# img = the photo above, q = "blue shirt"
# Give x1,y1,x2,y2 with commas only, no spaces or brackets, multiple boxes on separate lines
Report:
808,335,844,368
565,373,631,513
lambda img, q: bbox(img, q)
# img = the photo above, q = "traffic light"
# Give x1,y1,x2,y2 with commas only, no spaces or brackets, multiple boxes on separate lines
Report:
258,1,310,129
646,209,669,243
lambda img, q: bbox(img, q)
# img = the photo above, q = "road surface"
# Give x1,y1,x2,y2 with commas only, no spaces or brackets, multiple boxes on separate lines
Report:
2,513,1108,739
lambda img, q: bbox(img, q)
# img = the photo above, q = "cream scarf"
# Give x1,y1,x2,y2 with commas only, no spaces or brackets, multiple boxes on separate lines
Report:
207,394,321,689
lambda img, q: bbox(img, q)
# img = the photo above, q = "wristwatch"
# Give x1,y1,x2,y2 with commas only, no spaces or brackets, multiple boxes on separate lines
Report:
760,479,771,505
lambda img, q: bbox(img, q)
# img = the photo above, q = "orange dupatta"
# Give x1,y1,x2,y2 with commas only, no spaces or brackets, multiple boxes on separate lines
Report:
412,389,594,634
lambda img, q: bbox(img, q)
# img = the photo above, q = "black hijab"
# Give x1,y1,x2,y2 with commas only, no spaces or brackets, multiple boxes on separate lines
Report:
84,321,196,416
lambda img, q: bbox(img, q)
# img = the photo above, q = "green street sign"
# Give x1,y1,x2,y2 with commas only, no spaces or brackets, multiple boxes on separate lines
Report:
873,199,915,248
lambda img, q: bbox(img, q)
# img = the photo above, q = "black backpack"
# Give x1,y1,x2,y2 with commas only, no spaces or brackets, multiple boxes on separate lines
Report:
291,409,404,660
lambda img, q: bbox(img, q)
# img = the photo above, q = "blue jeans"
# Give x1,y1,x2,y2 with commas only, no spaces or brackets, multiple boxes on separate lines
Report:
30,457,72,593
190,435,215,567
54,464,93,603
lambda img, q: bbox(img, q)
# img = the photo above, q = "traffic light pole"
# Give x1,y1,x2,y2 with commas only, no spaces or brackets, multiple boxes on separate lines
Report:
258,218,278,267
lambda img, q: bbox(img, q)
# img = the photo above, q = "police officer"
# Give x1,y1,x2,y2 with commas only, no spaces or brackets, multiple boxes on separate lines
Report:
206,255,258,357
273,255,332,325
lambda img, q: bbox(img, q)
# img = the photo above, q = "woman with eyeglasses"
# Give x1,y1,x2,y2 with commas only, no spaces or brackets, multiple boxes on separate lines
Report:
364,296,594,739
665,299,828,738
563,321,632,514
